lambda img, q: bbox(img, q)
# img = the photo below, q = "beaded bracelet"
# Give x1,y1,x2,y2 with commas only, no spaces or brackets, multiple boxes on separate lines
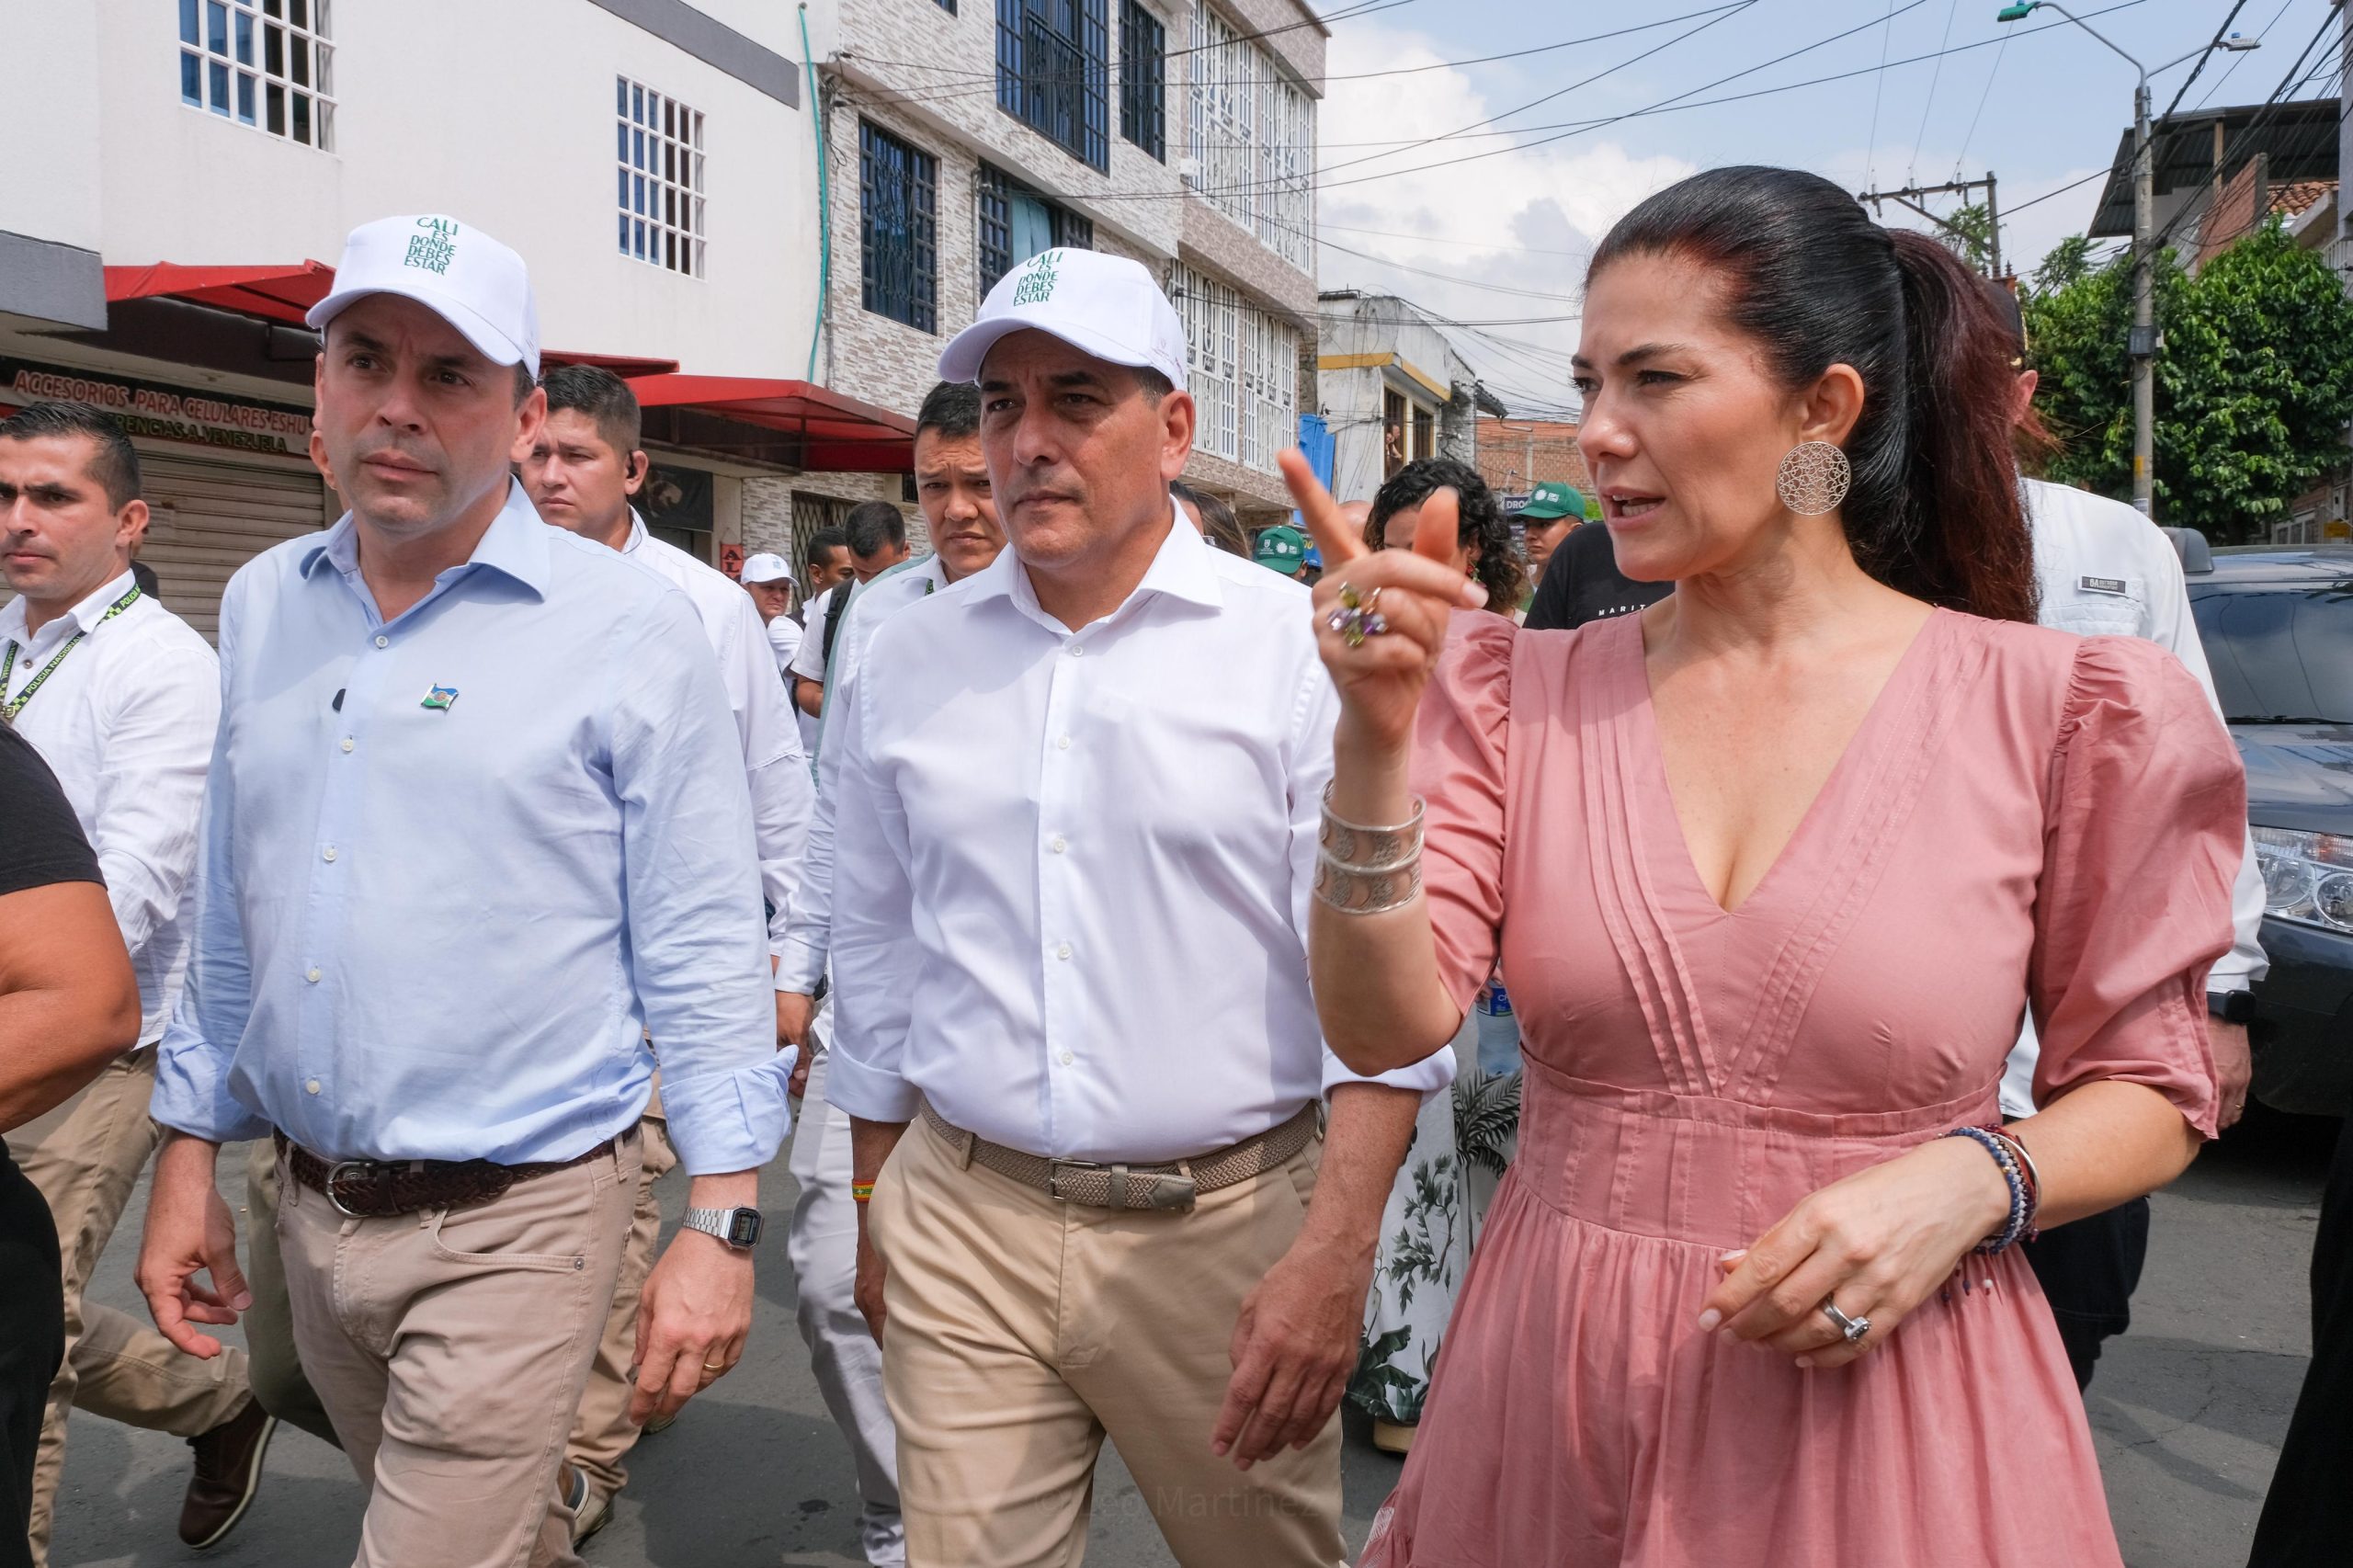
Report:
1942,1125,2037,1254
1987,1126,2043,1214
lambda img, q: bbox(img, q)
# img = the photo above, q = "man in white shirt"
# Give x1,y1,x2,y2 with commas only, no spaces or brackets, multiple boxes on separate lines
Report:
1987,283,2268,1390
790,506,909,744
781,530,853,753
772,379,1004,1567
0,403,271,1560
521,363,812,1540
741,551,802,684
827,249,1448,1566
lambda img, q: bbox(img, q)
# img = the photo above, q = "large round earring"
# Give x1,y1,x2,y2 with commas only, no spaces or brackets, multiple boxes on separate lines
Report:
1776,440,1851,516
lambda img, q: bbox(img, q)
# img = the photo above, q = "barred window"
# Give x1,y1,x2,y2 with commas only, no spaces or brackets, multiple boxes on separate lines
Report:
1175,264,1297,474
978,165,1095,298
177,0,335,149
996,0,1109,172
861,121,938,333
617,77,706,278
1185,6,1313,270
1119,1,1165,162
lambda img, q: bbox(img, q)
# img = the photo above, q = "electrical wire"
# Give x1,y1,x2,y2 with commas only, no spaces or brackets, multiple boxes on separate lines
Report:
1865,0,1899,188
1951,25,2011,179
2162,0,2254,120
1906,0,1962,184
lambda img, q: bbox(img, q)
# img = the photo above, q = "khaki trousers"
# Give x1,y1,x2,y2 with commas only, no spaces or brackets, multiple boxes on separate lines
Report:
275,1133,638,1568
243,1140,340,1447
870,1114,1348,1568
17,1051,253,1566
563,1112,678,1501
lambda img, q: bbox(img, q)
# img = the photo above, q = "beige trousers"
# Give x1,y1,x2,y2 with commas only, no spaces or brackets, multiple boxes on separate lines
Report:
17,1051,253,1566
870,1114,1348,1568
274,1132,638,1568
562,1112,678,1500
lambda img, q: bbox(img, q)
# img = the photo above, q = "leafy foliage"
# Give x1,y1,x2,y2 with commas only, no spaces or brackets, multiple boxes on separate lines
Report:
1452,1068,1522,1177
2023,220,2353,541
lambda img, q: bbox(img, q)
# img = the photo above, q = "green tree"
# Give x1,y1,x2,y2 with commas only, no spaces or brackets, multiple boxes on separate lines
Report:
1939,202,1995,275
2022,220,2353,541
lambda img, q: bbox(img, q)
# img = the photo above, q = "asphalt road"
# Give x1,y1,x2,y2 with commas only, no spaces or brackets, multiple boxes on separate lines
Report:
48,1108,2339,1568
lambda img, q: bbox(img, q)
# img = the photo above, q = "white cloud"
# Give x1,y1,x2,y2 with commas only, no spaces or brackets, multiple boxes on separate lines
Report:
1314,20,1699,408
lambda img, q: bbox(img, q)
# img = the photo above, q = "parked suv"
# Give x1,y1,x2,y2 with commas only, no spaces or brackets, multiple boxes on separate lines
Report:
2183,543,2353,1116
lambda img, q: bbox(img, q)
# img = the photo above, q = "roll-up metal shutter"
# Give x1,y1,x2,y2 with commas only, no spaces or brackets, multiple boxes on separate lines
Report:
138,453,329,642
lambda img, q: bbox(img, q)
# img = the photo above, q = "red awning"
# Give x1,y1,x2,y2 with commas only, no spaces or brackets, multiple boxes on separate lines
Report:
631,375,915,473
99,263,677,377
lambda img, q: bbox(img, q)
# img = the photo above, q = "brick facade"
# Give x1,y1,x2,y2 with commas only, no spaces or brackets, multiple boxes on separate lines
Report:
1477,416,1592,500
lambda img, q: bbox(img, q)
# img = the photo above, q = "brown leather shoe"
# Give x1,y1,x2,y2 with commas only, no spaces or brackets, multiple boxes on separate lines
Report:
179,1399,277,1548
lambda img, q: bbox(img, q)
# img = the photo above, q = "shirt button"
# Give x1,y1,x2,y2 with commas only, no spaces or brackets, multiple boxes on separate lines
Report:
322,846,338,862
1066,642,1084,657
305,967,322,983
1057,735,1072,751
1059,1051,1074,1066
304,1078,322,1095
1055,942,1073,960
340,738,355,754
373,634,389,648
1051,835,1067,854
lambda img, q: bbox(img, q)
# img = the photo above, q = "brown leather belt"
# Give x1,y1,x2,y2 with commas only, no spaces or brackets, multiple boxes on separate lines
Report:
275,1128,626,1219
919,1101,1320,1215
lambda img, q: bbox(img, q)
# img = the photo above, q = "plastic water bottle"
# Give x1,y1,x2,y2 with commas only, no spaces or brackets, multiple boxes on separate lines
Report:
1474,976,1521,1076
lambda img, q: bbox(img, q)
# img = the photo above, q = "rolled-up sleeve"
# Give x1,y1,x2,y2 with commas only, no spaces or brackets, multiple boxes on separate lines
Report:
611,593,795,1173
152,591,267,1143
1288,662,1456,1098
823,654,924,1122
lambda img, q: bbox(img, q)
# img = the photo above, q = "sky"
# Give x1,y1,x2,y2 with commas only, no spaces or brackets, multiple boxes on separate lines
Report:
1311,0,2347,420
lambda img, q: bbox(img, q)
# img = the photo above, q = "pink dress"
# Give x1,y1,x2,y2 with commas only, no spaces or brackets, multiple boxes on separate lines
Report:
1358,609,2246,1568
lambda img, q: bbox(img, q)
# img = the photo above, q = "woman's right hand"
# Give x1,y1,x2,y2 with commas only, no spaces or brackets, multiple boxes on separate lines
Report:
1280,451,1489,755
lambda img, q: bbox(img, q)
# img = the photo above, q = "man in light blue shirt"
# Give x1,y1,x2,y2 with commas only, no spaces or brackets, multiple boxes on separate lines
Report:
134,215,791,1568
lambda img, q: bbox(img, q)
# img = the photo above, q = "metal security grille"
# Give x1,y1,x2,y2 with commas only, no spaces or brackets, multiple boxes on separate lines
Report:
177,0,335,149
617,77,706,278
1186,5,1313,270
861,121,938,333
977,165,1094,298
1119,0,1165,162
995,0,1108,172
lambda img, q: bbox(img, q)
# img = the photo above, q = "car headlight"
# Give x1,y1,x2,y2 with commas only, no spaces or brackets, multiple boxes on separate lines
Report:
2255,826,2353,932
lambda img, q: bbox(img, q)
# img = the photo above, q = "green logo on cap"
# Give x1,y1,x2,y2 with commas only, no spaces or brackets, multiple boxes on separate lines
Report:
404,217,459,276
1011,249,1062,307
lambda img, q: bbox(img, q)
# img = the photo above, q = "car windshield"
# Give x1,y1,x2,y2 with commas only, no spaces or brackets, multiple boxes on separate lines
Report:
2189,579,2353,724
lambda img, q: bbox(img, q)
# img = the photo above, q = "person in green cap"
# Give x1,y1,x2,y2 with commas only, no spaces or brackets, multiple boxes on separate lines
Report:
1252,522,1310,579
1516,480,1587,588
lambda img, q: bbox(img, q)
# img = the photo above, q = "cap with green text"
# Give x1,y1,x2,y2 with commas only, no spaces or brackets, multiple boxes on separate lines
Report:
1253,524,1308,572
306,214,540,377
1518,481,1587,521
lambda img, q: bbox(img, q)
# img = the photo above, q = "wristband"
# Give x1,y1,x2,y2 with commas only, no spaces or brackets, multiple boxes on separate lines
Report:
850,1182,875,1203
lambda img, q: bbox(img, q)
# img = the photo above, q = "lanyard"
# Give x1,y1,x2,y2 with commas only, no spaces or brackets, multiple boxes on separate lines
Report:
0,584,141,722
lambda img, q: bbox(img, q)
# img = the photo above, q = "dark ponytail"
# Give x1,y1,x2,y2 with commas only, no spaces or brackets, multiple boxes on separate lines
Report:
1589,167,2037,623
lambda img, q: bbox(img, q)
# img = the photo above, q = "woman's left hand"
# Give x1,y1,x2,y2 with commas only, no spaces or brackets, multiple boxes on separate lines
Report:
1699,1136,2013,1369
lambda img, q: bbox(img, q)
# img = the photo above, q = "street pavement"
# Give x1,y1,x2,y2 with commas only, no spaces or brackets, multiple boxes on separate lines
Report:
48,1107,2338,1567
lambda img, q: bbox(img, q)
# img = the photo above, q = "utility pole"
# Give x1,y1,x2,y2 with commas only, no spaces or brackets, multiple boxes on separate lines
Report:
1996,4,2261,518
1858,174,2006,278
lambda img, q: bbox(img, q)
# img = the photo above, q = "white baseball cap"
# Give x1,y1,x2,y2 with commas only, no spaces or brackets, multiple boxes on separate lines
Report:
740,552,794,585
307,215,541,377
938,249,1188,391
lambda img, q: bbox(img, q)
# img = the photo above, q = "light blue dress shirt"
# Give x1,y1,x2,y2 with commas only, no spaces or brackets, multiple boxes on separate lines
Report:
151,482,792,1175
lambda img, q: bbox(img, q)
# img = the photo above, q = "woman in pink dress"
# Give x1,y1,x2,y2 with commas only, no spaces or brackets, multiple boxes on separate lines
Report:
1278,166,2246,1566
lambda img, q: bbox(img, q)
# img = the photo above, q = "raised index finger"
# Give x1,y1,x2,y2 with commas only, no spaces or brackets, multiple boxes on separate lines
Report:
1413,487,1460,566
1278,449,1367,568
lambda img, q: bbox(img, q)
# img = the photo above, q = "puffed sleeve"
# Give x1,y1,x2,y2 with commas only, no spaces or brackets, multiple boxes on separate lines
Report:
1413,614,1516,1014
2029,636,2246,1137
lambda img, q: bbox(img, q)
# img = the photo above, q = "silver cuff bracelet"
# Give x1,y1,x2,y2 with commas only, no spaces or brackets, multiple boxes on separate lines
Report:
1313,852,1425,915
1319,783,1426,871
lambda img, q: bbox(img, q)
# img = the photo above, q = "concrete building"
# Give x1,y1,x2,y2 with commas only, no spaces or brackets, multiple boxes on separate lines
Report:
806,0,1322,537
1,0,902,634
1475,416,1591,510
1314,290,1503,505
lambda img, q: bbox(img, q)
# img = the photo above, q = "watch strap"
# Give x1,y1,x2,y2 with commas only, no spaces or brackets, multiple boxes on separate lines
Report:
681,1205,762,1248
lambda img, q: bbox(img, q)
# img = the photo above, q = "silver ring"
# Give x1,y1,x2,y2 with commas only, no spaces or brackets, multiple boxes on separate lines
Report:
1821,1300,1870,1344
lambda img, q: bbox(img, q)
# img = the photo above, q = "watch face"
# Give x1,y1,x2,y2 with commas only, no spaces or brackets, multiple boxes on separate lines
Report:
726,1209,764,1247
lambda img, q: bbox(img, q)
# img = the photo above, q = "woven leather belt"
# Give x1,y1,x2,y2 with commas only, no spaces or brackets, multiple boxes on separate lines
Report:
275,1129,622,1219
919,1101,1319,1215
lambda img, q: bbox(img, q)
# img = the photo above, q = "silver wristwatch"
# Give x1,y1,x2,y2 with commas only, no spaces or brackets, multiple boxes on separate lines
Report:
680,1205,764,1250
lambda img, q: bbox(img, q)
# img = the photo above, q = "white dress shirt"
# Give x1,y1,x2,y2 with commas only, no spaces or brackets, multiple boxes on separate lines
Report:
615,513,812,958
2001,478,2269,1117
790,585,839,751
824,516,1454,1164
775,553,949,994
767,611,803,685
2,569,218,1046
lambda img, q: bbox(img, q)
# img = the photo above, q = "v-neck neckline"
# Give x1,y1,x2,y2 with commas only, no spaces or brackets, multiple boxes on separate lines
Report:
1621,608,1948,922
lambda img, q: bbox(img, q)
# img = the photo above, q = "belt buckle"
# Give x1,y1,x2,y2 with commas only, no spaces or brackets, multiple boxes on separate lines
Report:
324,1158,385,1218
1046,1158,1105,1203
1141,1171,1198,1213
